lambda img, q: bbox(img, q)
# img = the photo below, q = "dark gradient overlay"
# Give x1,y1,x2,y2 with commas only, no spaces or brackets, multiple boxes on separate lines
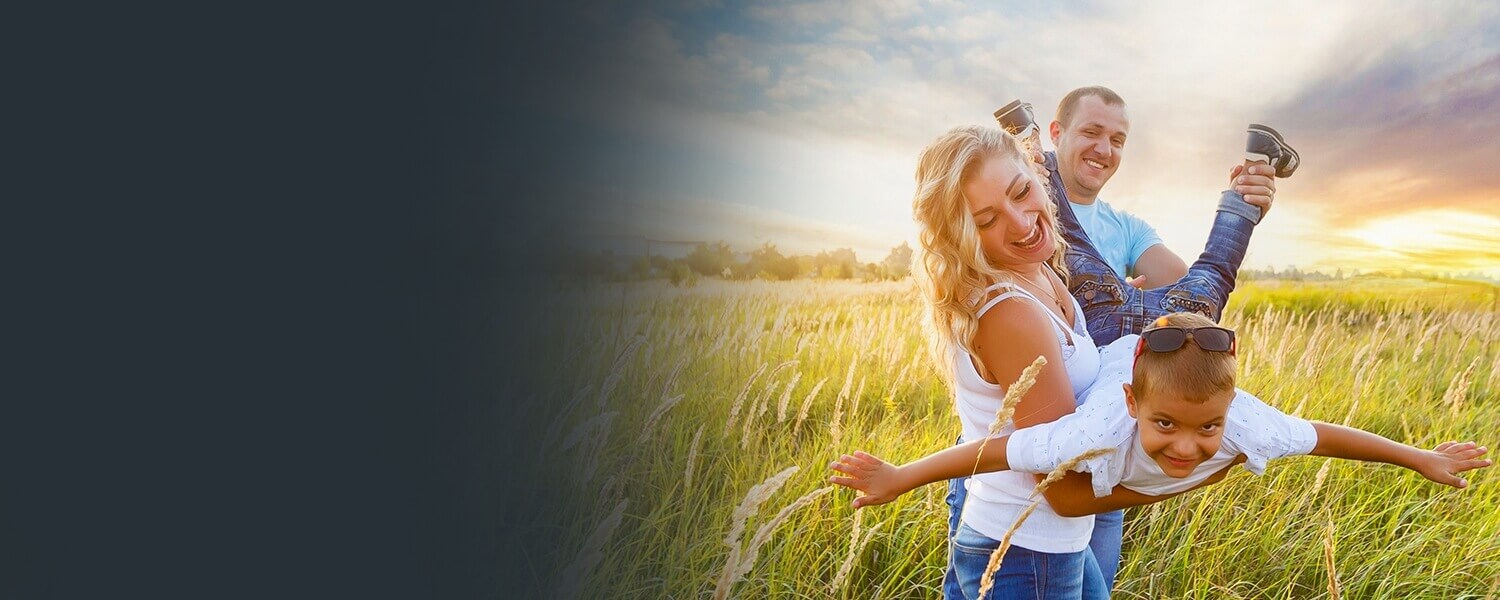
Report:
2,1,655,597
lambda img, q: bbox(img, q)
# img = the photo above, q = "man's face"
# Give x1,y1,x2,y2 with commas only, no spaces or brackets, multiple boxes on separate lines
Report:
1049,95,1129,203
1124,383,1232,478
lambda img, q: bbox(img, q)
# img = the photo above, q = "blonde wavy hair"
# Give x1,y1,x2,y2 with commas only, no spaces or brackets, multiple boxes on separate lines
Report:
910,125,1069,386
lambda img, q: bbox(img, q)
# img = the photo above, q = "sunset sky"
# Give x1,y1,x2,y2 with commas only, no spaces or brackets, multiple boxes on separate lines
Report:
556,1,1500,277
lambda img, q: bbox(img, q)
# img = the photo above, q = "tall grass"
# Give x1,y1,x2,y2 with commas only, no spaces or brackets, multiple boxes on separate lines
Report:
534,278,1499,598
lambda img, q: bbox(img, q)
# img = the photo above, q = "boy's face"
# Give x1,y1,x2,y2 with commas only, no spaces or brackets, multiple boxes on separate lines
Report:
1124,383,1233,478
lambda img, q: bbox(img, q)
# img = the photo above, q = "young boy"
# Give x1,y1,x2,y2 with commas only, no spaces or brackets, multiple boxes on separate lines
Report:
829,313,1491,508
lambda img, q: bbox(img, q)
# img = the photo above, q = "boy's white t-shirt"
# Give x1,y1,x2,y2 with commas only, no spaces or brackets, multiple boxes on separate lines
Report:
1005,335,1319,497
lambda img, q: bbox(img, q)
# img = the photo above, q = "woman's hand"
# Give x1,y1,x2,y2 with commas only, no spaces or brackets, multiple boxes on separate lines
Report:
1414,441,1491,489
829,451,913,509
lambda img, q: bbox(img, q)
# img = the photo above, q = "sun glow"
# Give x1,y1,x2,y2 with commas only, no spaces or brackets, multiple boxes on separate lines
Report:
1330,210,1500,276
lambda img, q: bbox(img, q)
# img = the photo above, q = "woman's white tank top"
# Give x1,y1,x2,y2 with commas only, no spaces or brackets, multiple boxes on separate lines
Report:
952,281,1100,553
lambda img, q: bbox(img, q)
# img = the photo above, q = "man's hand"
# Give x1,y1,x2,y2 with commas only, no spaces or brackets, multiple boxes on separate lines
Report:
1230,163,1278,215
1126,275,1146,289
829,451,913,509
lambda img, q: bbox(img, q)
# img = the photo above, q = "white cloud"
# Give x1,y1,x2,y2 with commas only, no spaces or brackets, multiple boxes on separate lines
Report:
562,1,1500,273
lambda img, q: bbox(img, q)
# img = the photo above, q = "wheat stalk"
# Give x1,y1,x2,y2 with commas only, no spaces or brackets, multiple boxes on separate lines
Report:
562,411,618,452
976,500,1041,598
776,371,803,423
713,480,832,600
972,446,1112,597
597,336,646,408
639,361,689,444
847,376,867,429
970,356,1047,476
724,466,799,551
724,363,769,436
830,356,861,443
1309,458,1332,499
1411,324,1442,362
830,509,883,594
790,377,829,439
742,374,782,449
1030,447,1115,499
556,499,628,600
1323,517,1340,599
684,425,706,490
1444,356,1480,417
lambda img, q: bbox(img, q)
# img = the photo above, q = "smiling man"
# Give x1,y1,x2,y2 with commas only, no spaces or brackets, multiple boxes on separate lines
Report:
1050,87,1188,288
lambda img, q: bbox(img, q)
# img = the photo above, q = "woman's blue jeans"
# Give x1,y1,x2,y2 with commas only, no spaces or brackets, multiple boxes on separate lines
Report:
944,479,1120,598
945,521,1110,600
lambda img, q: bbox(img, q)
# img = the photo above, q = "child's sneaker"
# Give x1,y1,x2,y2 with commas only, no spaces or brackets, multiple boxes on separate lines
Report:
994,100,1038,139
1245,124,1299,178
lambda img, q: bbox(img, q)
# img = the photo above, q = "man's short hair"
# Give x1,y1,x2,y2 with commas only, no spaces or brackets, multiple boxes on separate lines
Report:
1055,86,1126,129
1132,312,1236,403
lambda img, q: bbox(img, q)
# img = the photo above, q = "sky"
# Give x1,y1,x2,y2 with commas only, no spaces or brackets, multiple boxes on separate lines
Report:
544,1,1500,277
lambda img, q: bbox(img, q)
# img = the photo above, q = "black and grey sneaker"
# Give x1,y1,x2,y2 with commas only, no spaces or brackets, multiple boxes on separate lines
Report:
1246,124,1300,178
995,100,1038,139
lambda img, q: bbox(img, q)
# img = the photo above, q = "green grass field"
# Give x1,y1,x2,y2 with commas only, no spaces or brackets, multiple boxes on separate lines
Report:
526,277,1500,599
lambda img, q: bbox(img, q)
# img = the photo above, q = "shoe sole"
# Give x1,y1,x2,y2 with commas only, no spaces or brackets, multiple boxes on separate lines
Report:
1247,123,1285,143
995,100,1037,137
994,99,1027,121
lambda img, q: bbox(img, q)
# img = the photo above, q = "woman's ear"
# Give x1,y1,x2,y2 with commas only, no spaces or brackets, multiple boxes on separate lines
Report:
1123,383,1139,418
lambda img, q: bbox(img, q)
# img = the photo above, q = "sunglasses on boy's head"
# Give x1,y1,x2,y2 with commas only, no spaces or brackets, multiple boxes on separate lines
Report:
1133,326,1237,359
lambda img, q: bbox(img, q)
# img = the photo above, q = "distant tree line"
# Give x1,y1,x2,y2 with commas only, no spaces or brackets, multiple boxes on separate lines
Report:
568,241,914,285
563,250,1498,288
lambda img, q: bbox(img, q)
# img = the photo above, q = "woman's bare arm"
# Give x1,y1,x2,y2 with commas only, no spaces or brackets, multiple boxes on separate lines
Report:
1045,458,1244,517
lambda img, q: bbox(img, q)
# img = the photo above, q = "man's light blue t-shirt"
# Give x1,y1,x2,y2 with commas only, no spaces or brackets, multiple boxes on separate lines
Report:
1069,199,1163,280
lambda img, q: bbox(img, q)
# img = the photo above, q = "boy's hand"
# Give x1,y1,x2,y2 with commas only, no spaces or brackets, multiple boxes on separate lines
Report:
1416,441,1491,488
829,451,910,509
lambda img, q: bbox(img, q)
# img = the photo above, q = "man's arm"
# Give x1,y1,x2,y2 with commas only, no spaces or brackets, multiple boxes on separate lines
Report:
1132,244,1188,288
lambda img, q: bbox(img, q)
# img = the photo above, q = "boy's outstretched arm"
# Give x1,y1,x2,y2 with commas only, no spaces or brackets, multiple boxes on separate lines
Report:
828,437,1014,508
1310,422,1492,488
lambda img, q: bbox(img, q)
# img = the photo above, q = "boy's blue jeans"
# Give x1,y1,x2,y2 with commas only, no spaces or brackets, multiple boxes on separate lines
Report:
944,181,1262,593
1060,188,1261,345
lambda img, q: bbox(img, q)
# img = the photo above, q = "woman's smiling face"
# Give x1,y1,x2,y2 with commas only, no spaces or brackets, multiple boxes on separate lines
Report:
962,155,1055,270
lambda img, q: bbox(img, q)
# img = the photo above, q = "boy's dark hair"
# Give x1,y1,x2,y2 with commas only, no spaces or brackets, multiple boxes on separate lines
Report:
1132,312,1236,403
1055,86,1126,129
